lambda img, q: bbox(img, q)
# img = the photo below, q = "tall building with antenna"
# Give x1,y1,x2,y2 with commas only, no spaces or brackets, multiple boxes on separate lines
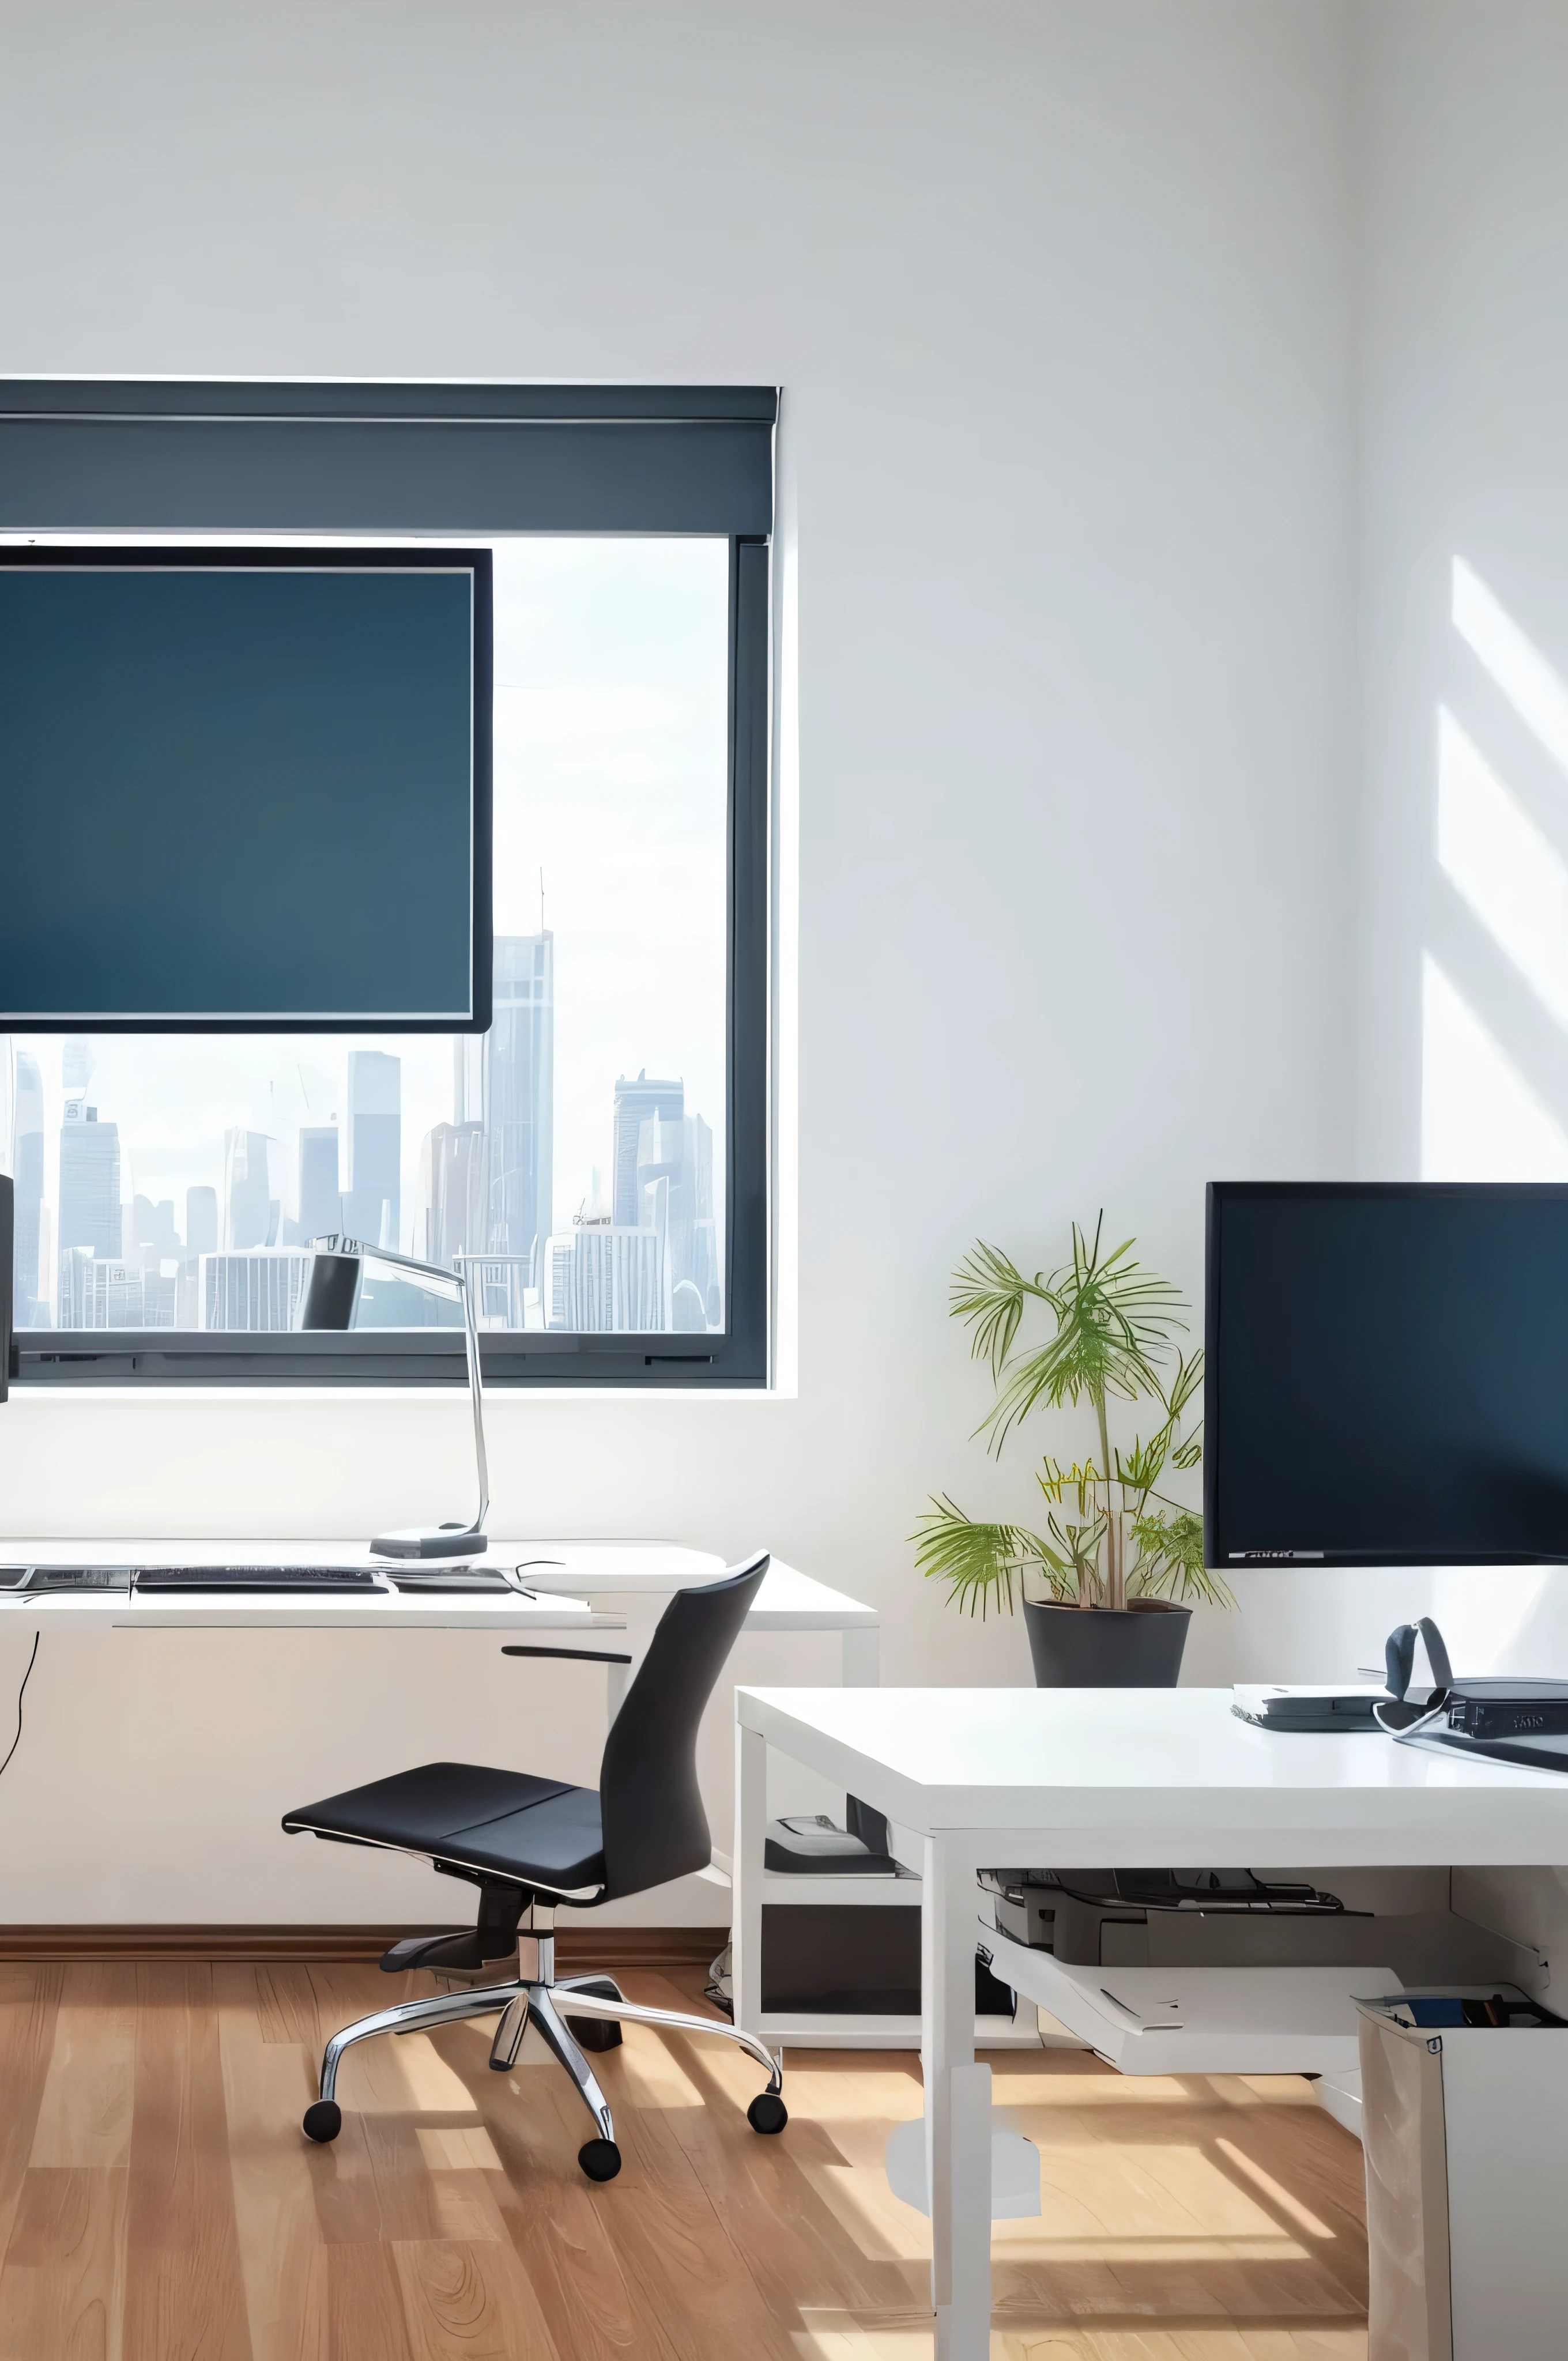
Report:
431,931,553,1306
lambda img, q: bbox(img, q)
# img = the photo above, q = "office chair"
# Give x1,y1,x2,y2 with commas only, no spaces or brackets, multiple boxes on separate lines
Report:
281,1550,784,2182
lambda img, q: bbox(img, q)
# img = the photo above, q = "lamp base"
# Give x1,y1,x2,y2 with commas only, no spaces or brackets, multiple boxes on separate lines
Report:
371,1526,489,1561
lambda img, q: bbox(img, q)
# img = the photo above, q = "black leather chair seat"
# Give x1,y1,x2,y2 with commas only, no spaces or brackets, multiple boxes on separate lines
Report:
284,1761,606,1891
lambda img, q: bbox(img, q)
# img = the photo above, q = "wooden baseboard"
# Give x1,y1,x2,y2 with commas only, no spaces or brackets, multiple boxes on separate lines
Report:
0,1925,724,1968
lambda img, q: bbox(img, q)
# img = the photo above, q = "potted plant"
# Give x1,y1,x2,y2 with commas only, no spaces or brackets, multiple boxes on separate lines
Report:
913,1215,1232,1685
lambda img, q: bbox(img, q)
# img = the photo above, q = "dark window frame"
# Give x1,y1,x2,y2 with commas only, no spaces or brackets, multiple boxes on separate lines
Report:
3,382,774,1391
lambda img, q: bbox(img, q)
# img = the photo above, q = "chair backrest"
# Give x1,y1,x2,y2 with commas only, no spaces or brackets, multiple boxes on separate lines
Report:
597,1549,770,1900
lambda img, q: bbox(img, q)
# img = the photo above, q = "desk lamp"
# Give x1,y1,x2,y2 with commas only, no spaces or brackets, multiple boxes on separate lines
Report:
299,1235,489,1560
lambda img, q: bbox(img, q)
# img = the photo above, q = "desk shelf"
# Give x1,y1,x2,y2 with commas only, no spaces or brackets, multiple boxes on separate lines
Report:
737,1868,1039,2049
983,1917,1398,2076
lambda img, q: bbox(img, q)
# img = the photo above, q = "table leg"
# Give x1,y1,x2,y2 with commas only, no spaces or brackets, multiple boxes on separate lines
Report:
604,1659,629,1723
840,1624,880,1686
733,1720,767,2038
924,1833,991,2360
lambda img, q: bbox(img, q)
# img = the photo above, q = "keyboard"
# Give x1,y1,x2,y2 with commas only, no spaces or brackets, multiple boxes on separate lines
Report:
0,1567,132,1592
131,1566,385,1593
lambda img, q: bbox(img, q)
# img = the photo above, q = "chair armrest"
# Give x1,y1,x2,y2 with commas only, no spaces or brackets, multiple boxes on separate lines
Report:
500,1645,633,1664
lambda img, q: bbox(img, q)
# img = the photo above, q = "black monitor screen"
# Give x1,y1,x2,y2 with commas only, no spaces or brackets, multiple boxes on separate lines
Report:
0,547,491,1029
1205,1182,1568,1567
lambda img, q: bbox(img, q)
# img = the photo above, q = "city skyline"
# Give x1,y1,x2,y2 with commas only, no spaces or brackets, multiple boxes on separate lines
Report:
6,937,723,1334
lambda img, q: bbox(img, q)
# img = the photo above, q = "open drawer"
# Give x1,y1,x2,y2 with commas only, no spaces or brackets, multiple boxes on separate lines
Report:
981,1914,1399,2076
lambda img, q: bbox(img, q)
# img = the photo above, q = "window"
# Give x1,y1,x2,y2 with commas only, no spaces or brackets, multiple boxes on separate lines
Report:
0,384,774,1387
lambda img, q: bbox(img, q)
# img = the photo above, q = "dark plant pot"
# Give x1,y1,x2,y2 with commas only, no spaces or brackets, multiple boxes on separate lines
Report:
1022,1597,1192,1688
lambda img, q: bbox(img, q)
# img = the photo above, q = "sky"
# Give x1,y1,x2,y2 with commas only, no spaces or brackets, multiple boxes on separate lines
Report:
1,533,730,1295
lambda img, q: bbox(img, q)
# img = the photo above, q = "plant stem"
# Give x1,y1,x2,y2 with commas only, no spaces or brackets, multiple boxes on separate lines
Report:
1095,1387,1124,1611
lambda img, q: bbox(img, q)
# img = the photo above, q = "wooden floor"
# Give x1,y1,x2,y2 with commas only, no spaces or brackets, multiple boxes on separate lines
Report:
0,1960,1370,2359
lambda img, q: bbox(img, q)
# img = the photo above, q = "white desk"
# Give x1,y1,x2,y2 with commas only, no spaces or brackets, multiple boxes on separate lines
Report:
0,1541,877,1733
515,1545,881,1684
0,1539,621,1632
733,1684,1568,2361
0,1540,878,1664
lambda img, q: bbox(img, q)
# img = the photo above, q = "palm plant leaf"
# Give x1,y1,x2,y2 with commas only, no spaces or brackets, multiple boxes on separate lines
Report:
911,1497,1041,1616
1126,1509,1235,1608
949,1242,1049,1378
978,1216,1189,1453
1161,1347,1204,1423
1116,1429,1171,1493
1036,1454,1106,1512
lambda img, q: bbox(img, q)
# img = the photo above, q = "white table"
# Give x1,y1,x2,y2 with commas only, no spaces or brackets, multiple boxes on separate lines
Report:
0,1538,623,1632
0,1540,877,1933
515,1545,881,1684
0,1539,877,1658
733,1684,1568,2361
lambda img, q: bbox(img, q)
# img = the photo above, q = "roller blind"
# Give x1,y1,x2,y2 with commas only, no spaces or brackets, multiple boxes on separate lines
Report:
0,382,777,536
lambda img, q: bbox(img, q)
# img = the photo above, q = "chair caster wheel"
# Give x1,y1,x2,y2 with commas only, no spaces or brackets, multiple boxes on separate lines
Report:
302,2100,342,2143
747,2092,787,2134
578,2137,622,2182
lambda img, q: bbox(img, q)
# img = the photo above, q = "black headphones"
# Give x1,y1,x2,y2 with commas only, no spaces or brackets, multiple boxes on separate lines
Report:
1375,1616,1453,1732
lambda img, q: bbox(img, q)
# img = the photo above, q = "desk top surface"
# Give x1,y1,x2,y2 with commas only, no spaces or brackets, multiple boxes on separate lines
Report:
0,1541,874,1631
737,1685,1568,1859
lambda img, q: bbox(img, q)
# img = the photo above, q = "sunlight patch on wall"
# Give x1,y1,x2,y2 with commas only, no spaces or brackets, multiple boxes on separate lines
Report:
1437,708,1568,1027
1454,556,1568,775
1420,954,1568,1180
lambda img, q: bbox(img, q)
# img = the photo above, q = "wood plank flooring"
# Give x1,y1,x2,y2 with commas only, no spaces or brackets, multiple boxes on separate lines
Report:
0,1961,1370,2358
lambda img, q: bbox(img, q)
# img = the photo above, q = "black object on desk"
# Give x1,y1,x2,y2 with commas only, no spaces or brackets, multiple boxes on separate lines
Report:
131,1566,384,1593
0,1567,131,1592
394,1571,518,1594
764,1813,903,1876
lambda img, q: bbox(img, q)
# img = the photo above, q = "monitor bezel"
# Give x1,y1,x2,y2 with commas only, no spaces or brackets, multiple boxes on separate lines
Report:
1204,1178,1568,1569
0,542,493,1034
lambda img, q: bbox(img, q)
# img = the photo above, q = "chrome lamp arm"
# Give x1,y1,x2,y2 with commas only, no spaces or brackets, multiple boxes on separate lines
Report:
299,1234,489,1560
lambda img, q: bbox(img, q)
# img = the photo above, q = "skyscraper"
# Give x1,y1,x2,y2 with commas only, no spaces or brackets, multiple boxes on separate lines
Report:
179,1185,219,1326
200,1250,312,1331
224,1129,282,1250
59,1102,122,1259
10,1050,43,1324
418,1119,487,1269
480,934,553,1281
612,1070,681,1229
59,1248,144,1329
132,1195,180,1261
186,1187,218,1259
296,1125,341,1243
635,1110,716,1327
543,1225,663,1331
343,1051,401,1249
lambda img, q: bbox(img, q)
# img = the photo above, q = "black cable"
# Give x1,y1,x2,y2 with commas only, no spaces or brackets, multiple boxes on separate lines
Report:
0,1634,39,1781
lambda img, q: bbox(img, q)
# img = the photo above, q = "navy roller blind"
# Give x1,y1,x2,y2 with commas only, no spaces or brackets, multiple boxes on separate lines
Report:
0,550,488,1027
0,382,777,535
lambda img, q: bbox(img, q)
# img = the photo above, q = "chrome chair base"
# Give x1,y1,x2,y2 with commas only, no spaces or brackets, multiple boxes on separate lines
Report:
301,1949,786,2180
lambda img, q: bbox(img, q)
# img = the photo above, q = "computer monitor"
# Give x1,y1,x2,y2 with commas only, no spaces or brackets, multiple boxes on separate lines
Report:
1205,1181,1568,1568
0,546,492,1031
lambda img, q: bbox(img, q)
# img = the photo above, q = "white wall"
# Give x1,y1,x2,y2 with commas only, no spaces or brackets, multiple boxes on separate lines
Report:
0,1,1358,1918
1227,2,1568,1703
